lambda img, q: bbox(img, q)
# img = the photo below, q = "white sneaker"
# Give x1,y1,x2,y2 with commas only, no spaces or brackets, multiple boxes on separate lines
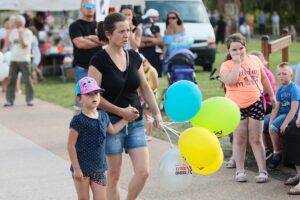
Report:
235,171,247,182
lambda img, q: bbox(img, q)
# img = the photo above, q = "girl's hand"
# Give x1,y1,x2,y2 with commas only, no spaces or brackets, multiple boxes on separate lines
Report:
232,54,241,64
122,105,139,121
73,169,84,181
280,123,288,135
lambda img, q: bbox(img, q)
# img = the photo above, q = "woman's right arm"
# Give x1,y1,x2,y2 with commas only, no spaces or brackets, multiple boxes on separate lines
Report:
220,56,241,86
88,66,139,121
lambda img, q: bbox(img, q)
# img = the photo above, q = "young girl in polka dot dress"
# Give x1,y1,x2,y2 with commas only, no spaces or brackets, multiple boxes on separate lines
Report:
67,76,128,200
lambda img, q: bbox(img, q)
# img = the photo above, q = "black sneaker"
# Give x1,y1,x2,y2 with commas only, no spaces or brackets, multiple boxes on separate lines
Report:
265,149,273,161
268,153,282,170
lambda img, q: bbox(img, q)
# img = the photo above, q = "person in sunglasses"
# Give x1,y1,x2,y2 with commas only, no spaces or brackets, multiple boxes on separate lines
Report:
69,0,105,115
161,11,191,60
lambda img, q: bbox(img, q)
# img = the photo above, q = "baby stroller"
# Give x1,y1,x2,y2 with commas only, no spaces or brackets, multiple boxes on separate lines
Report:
160,48,197,111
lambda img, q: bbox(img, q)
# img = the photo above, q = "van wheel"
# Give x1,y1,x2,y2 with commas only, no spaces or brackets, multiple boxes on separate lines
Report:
203,64,212,72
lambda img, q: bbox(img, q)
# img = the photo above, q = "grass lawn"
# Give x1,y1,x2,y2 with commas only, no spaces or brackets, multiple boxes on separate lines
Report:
34,39,300,142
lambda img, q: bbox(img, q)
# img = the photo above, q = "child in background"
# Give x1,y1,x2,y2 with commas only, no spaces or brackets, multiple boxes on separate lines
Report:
139,56,159,141
265,63,300,170
142,17,154,37
249,50,277,160
67,76,128,200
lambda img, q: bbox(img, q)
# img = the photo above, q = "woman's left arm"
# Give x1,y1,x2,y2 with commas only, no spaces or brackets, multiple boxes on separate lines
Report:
261,68,276,108
138,66,162,128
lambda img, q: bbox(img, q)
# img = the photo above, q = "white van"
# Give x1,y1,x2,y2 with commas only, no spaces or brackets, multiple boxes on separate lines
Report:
144,0,216,71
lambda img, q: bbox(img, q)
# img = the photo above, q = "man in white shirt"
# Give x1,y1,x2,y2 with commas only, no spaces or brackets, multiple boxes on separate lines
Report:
4,15,33,107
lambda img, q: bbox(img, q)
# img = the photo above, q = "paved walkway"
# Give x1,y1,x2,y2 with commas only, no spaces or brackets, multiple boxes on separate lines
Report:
0,93,297,200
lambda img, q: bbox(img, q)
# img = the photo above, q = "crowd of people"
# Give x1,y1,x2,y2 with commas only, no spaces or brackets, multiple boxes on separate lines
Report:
1,0,300,199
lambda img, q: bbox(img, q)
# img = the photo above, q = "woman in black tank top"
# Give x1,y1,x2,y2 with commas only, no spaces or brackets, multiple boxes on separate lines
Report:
88,13,162,200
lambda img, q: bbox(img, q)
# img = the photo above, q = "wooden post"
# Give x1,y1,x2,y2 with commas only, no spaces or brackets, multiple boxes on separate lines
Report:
261,35,270,67
281,28,289,62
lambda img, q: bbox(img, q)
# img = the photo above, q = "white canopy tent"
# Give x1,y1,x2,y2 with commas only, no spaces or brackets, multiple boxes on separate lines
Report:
0,0,81,12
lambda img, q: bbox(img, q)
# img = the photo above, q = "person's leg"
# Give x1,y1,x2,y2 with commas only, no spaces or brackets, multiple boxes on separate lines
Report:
269,114,286,152
90,173,107,200
73,176,90,200
91,182,106,200
5,62,19,105
248,118,267,173
233,119,248,176
287,165,300,195
34,65,44,81
126,147,150,200
20,62,34,104
106,154,122,200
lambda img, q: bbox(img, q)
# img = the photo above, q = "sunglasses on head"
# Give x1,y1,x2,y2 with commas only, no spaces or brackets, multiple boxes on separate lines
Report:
84,3,96,9
168,16,177,20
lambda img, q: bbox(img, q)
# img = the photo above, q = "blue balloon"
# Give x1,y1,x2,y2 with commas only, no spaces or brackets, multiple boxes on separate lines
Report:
164,80,202,122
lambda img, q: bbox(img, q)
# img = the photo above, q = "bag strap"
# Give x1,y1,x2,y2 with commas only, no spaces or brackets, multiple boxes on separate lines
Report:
113,49,129,104
241,66,263,94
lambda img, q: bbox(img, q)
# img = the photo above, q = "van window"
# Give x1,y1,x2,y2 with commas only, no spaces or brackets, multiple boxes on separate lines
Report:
145,1,209,23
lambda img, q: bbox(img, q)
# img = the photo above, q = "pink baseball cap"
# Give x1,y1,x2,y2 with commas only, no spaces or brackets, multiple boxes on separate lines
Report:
75,76,103,96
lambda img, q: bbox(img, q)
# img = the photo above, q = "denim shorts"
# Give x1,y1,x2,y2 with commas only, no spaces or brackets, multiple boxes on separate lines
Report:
264,113,297,133
106,116,147,155
74,65,88,110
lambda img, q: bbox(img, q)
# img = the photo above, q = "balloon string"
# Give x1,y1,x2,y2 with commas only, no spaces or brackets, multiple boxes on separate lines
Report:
162,124,180,137
146,115,178,126
161,124,174,147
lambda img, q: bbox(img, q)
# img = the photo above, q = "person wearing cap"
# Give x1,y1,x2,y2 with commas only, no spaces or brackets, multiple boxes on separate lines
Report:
69,0,105,114
139,8,163,77
68,76,128,200
89,13,162,200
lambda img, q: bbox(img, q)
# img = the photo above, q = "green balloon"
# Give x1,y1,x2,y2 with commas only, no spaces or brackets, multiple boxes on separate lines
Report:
191,97,240,137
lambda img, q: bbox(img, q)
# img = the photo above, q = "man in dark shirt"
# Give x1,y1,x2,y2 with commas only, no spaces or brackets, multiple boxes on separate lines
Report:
214,14,226,52
69,0,104,113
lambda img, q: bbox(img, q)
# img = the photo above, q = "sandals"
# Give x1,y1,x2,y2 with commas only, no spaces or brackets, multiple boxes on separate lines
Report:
255,171,268,183
287,183,300,195
235,171,247,182
284,176,300,186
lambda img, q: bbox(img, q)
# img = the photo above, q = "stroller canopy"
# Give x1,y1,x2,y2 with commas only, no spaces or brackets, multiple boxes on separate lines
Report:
163,48,195,73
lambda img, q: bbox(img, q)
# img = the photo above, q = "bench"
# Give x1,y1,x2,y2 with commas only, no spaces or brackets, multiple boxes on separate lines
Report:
261,29,292,68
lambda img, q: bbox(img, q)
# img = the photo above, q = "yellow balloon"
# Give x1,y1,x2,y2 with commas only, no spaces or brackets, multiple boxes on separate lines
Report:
192,149,224,175
178,127,222,168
